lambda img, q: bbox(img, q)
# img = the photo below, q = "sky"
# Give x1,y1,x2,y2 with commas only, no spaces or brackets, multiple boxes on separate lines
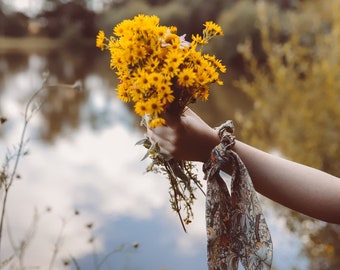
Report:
1,0,106,16
2,0,44,15
0,54,310,270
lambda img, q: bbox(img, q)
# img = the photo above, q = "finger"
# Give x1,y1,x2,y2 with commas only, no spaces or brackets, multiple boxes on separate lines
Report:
146,126,157,144
147,125,170,146
148,123,171,139
146,130,174,160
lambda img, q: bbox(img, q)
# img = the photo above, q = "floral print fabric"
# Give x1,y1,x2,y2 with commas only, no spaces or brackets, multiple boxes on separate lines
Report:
203,121,273,270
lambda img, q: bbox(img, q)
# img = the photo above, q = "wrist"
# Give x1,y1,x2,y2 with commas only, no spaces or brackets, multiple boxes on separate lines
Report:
199,128,220,162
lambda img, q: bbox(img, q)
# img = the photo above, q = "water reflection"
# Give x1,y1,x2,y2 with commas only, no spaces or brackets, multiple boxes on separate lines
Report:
0,51,308,270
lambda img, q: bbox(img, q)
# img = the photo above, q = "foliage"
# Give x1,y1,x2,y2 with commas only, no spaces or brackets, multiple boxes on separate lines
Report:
236,0,340,174
38,2,97,40
234,1,340,269
0,11,29,37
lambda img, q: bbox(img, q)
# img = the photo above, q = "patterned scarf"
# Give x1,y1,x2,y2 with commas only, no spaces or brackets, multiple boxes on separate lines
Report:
203,121,273,270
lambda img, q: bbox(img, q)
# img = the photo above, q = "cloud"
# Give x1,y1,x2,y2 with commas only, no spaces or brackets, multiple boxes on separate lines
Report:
1,119,171,269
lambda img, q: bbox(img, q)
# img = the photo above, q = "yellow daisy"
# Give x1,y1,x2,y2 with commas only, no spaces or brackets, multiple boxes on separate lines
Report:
96,30,106,50
162,62,180,78
191,34,206,45
133,45,147,62
204,54,227,73
116,81,130,102
165,49,183,67
177,68,196,88
163,33,179,46
157,84,175,104
203,21,224,37
113,20,132,37
149,73,163,88
134,101,149,117
130,87,145,103
146,97,164,115
148,117,166,128
156,26,168,39
145,57,160,72
136,69,152,90
197,85,210,101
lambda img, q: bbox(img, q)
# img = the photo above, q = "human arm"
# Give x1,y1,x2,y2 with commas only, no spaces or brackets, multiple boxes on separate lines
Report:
147,108,340,224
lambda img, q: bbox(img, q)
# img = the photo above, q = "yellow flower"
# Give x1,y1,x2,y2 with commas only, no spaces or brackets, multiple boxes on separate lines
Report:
196,70,210,85
96,30,106,50
156,26,168,38
116,81,130,102
163,33,180,47
145,57,160,72
162,62,180,78
204,54,227,73
136,69,152,90
134,101,148,117
196,85,210,101
177,68,196,88
110,51,125,70
130,87,145,103
149,73,162,88
135,14,159,28
133,45,148,62
169,26,177,33
216,79,224,86
203,21,224,37
165,49,183,67
158,84,175,104
114,19,134,37
191,34,207,45
148,117,166,128
146,97,164,115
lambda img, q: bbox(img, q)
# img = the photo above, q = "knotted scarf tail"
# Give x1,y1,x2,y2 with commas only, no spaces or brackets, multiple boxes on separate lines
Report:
203,121,273,270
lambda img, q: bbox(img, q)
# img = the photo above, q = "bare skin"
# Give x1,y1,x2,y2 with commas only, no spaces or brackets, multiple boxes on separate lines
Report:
147,108,340,224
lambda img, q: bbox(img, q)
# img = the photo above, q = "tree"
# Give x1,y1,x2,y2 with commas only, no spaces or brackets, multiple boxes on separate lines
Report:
0,11,29,37
38,1,96,39
235,1,340,269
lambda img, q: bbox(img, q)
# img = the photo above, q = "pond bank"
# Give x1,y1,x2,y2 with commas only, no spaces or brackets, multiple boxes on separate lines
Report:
0,37,94,53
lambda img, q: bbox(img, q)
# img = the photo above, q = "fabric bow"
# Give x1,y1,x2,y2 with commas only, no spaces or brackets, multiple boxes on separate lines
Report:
203,121,273,270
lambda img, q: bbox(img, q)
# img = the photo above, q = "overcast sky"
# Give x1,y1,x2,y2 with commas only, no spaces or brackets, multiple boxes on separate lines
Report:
2,0,107,16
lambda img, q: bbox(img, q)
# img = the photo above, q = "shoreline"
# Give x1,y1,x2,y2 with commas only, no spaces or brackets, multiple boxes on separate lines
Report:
0,36,94,53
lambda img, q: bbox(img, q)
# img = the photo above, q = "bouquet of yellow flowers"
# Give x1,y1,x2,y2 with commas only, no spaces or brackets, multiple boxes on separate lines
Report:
96,14,226,231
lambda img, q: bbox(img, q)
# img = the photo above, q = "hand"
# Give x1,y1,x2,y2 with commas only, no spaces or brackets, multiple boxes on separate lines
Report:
147,108,220,162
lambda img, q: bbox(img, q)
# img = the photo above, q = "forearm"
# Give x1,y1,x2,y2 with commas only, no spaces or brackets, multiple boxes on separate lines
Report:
148,109,340,224
230,140,340,224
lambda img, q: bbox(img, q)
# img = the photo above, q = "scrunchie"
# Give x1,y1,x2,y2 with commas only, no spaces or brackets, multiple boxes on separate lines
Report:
203,121,273,270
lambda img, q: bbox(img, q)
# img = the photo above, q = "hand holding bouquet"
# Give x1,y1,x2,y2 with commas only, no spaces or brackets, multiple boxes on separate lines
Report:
96,14,226,231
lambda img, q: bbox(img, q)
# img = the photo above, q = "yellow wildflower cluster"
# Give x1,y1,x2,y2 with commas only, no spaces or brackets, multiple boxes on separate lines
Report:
96,14,226,128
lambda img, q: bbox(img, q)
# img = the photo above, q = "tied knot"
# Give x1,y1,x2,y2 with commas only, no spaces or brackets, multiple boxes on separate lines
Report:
203,120,236,180
217,120,236,150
